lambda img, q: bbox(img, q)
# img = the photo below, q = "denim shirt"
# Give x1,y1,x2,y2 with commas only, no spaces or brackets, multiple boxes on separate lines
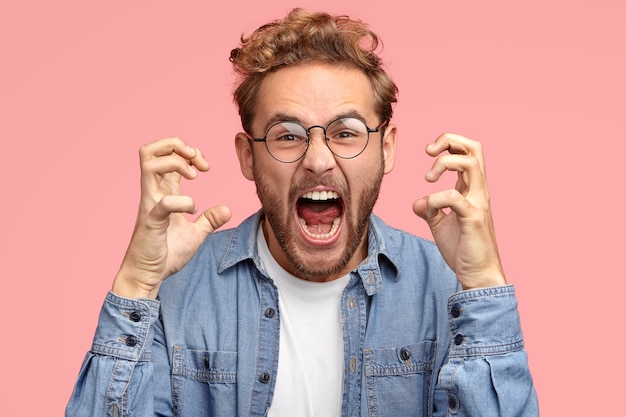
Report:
66,212,538,416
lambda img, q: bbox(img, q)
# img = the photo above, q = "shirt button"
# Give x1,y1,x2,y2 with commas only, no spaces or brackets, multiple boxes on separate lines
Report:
450,304,461,318
400,348,411,361
264,308,276,318
129,311,141,322
259,372,271,384
454,334,464,345
125,335,138,347
448,394,458,410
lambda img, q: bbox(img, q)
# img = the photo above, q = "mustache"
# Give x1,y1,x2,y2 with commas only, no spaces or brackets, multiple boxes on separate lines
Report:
288,176,349,202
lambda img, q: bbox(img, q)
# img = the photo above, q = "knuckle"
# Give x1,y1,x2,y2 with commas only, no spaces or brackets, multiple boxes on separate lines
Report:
469,143,483,158
468,156,481,169
140,158,155,173
169,136,184,148
138,144,150,159
156,195,177,213
445,189,460,200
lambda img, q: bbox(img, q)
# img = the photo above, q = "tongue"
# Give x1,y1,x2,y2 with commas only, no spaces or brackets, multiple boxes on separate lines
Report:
297,203,341,226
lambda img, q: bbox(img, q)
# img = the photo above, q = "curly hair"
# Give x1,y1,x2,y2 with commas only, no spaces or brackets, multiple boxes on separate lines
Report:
229,8,398,133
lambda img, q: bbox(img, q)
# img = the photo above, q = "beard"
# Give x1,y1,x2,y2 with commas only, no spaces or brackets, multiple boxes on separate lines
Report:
254,159,384,281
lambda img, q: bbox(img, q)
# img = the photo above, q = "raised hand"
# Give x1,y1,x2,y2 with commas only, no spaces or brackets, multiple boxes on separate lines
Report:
412,133,506,290
112,137,232,298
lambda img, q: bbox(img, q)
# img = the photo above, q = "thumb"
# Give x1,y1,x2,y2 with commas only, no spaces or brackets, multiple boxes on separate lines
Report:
412,197,429,220
195,205,233,234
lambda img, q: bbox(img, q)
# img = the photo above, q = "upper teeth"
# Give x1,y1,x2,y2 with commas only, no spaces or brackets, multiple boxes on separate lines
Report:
302,191,339,200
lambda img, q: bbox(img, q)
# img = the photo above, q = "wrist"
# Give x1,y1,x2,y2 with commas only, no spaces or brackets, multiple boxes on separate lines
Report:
459,270,507,291
112,269,161,299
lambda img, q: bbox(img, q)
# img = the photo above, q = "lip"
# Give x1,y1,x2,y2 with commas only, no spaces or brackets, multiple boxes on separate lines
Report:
293,186,345,247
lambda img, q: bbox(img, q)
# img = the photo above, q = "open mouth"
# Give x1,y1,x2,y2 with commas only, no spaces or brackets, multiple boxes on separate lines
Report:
296,190,343,240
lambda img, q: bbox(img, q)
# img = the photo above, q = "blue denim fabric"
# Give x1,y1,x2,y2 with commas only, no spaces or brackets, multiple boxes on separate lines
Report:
66,211,538,416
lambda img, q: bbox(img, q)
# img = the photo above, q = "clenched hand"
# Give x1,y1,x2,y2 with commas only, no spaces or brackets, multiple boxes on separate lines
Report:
413,133,506,290
112,137,232,299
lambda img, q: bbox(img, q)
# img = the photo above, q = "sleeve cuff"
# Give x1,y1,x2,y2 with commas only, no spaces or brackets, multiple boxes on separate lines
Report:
447,284,525,358
90,292,160,361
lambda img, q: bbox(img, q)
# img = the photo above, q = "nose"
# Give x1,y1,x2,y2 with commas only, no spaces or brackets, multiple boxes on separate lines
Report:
301,127,336,174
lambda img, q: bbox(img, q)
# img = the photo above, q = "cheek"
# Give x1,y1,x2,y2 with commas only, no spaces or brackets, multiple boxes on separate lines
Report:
343,157,384,189
254,164,294,201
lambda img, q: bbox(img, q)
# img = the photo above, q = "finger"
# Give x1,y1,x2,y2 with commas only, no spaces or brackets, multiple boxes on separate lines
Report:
415,189,474,220
140,138,211,177
189,147,210,172
413,197,437,220
425,154,485,197
425,154,479,180
139,137,199,161
142,154,199,181
150,195,197,221
426,133,486,172
413,196,449,235
140,156,195,201
194,205,233,234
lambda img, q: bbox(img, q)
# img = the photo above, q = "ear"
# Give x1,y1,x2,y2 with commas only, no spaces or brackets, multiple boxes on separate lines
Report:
382,123,397,175
235,132,255,181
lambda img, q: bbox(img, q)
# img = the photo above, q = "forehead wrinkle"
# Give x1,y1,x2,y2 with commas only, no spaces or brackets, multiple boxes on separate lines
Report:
262,109,370,133
254,63,377,134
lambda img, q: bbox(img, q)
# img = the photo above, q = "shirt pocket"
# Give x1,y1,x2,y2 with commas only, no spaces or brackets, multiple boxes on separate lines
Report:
363,340,435,417
171,346,237,416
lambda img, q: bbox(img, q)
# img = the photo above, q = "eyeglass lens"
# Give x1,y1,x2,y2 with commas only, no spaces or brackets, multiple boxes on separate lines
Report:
265,118,370,162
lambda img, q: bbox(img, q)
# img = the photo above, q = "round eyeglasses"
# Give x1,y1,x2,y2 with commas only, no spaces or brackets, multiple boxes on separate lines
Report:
246,117,388,163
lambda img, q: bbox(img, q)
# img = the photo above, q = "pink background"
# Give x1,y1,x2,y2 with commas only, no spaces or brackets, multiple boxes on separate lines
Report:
2,0,624,415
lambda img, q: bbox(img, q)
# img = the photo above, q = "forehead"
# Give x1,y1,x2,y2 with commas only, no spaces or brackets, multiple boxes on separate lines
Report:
253,63,377,131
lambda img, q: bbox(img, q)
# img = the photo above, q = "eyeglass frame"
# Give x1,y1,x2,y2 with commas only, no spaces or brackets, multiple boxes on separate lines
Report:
245,117,389,163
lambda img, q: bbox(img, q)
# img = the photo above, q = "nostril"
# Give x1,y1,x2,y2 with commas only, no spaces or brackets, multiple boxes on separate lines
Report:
302,145,336,170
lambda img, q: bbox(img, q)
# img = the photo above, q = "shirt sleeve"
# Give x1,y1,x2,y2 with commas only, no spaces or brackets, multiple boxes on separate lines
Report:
434,285,539,416
65,292,165,417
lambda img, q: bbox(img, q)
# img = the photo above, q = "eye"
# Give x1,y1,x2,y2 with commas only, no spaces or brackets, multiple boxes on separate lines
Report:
327,118,367,141
267,122,307,143
335,130,356,139
328,128,362,142
275,133,303,142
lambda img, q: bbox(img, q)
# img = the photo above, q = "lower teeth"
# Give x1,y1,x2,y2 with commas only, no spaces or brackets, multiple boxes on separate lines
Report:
299,217,340,239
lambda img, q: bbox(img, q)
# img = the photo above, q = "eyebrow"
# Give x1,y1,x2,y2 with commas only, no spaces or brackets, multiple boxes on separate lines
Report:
261,113,304,133
261,110,368,133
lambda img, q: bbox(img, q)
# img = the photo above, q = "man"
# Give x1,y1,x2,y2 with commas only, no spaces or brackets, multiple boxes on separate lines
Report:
67,9,538,416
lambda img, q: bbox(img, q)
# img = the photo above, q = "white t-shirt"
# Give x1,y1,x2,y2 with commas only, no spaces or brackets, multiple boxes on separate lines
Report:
257,225,349,417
